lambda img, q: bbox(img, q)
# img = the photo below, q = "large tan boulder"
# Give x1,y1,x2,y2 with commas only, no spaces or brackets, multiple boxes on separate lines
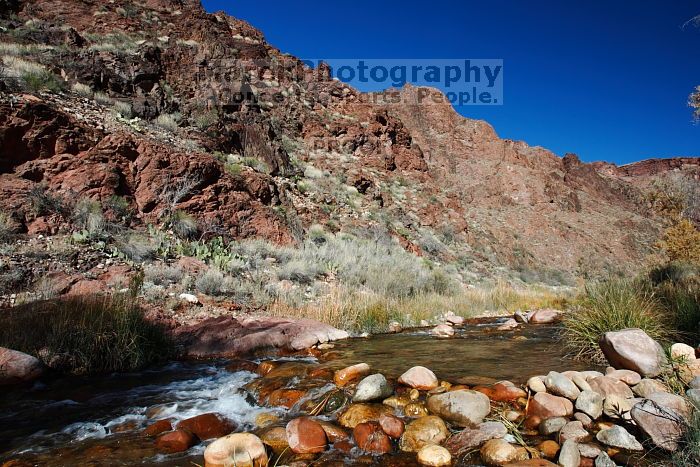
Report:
400,416,449,452
0,347,44,386
599,329,667,377
204,433,268,467
427,389,491,427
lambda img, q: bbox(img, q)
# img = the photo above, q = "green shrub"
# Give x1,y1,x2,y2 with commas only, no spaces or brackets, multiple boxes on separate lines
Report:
144,264,184,286
0,212,13,243
195,269,225,296
27,184,64,216
117,235,157,263
563,277,672,362
0,294,174,374
154,113,181,131
71,82,93,97
672,409,700,466
20,69,64,93
73,198,104,236
112,100,133,117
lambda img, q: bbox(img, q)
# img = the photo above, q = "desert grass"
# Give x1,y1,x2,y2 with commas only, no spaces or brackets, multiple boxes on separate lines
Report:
563,277,673,362
0,294,174,374
269,282,567,334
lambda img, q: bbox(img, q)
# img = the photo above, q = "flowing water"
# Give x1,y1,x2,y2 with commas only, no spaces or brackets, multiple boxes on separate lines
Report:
0,321,600,466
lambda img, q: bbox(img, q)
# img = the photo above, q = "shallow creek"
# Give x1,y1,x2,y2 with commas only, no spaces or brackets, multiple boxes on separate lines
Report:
1,320,601,466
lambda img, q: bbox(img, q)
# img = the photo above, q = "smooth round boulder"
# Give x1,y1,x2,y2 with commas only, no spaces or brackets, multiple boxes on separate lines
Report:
286,417,327,454
545,371,581,400
417,445,452,466
379,413,405,439
353,374,393,402
427,389,490,427
559,421,590,444
155,430,197,453
334,363,371,387
528,376,547,393
599,329,667,378
353,421,392,454
399,366,439,390
630,396,688,451
588,376,633,399
539,417,567,436
177,413,235,440
431,324,455,337
399,416,449,452
480,438,528,465
631,378,668,398
528,392,574,419
204,433,268,467
537,440,560,459
558,439,581,467
318,421,349,443
605,369,641,386
444,421,508,457
0,348,44,386
259,426,289,455
671,343,696,362
528,309,562,324
338,403,392,428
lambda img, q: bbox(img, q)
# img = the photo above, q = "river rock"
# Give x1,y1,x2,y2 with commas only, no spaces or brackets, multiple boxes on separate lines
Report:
444,421,507,456
571,373,593,392
648,391,692,419
143,419,173,437
400,416,449,452
286,417,327,454
528,376,547,393
388,321,403,333
574,412,593,429
474,382,527,402
353,374,393,402
528,392,574,419
479,439,528,465
379,413,405,438
578,442,602,458
335,363,371,387
497,318,519,331
506,461,558,467
259,426,289,455
576,390,603,419
317,421,349,443
690,376,700,389
266,388,306,408
559,421,590,444
445,314,465,325
687,388,700,408
599,329,667,377
631,378,668,398
431,324,455,337
417,445,452,466
177,413,235,440
595,425,643,451
427,389,490,427
537,439,560,459
539,417,567,436
605,369,641,385
528,309,562,324
204,433,268,467
338,403,392,428
671,342,696,361
588,376,633,399
405,401,429,417
594,452,617,467
630,395,690,451
174,316,349,357
602,395,636,420
514,310,529,323
155,429,197,453
399,366,439,390
558,439,580,467
545,371,580,400
0,347,44,385
353,421,392,454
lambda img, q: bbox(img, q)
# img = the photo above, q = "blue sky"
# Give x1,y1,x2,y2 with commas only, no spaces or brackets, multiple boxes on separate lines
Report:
203,1,699,164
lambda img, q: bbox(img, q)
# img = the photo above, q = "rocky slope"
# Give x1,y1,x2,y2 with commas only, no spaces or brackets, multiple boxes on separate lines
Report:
0,0,697,284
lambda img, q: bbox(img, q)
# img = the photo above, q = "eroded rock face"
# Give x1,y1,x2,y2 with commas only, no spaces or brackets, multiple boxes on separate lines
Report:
173,316,349,357
599,329,667,377
0,347,44,386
